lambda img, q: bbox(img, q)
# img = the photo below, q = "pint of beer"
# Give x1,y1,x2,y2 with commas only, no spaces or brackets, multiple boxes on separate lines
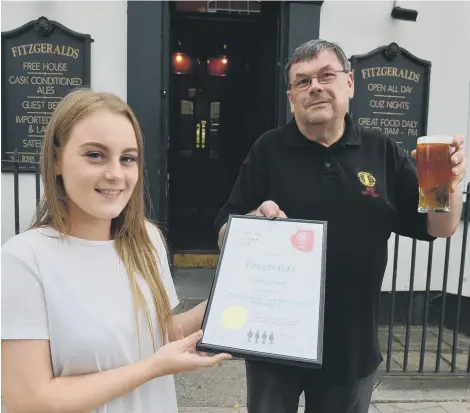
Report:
416,136,453,213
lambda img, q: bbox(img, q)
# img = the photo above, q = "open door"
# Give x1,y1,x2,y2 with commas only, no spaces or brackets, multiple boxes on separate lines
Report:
167,2,280,254
168,16,234,252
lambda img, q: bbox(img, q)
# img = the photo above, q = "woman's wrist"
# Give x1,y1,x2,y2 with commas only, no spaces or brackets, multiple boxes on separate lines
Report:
147,353,172,379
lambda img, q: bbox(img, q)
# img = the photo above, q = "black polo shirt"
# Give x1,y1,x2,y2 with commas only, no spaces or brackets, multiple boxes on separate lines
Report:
214,113,435,384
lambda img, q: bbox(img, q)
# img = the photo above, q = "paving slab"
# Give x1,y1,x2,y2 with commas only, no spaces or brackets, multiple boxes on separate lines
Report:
173,268,215,300
371,376,470,403
438,401,470,412
373,402,441,412
175,360,247,408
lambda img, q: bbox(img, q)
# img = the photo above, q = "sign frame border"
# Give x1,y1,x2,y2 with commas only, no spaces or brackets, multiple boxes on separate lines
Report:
1,16,94,173
348,42,431,146
196,214,328,369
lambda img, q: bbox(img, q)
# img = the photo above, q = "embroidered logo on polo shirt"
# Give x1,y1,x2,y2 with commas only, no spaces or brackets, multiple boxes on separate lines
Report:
358,172,379,198
358,172,376,187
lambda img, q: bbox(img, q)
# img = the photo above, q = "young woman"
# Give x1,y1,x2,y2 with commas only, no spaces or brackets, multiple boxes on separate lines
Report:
1,89,231,413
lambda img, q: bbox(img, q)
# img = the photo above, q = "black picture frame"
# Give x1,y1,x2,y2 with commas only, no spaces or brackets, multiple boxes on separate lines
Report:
196,214,328,369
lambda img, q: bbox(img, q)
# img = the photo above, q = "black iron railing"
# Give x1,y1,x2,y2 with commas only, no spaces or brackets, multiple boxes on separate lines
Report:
2,150,41,235
384,182,469,375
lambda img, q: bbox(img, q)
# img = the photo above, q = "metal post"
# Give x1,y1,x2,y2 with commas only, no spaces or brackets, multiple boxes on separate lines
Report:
13,149,20,235
386,234,399,372
452,182,469,372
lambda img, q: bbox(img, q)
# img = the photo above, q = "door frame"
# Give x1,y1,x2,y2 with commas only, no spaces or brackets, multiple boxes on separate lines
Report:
127,1,324,241
127,0,171,237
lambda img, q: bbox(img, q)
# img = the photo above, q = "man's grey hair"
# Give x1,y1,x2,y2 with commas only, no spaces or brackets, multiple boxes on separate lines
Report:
285,39,351,86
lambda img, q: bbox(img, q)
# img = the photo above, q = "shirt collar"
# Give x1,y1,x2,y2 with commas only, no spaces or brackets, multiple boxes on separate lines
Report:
284,113,361,148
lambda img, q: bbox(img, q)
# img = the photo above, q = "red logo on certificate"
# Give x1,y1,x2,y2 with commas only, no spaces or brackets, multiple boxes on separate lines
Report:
291,230,314,252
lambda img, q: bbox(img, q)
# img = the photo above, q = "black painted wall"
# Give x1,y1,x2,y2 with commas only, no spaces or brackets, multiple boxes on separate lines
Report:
283,1,324,123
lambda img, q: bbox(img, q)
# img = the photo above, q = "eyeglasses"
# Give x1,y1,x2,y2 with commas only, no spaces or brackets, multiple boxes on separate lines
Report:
289,69,349,91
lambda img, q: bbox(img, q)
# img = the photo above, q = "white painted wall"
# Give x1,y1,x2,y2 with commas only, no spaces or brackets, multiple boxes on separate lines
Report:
1,1,128,243
320,0,470,296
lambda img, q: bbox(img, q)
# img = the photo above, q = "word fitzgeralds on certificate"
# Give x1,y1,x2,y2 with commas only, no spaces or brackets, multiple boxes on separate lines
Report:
245,261,296,273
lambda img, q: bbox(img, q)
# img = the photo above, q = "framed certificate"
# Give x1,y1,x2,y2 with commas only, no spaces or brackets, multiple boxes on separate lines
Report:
197,215,327,368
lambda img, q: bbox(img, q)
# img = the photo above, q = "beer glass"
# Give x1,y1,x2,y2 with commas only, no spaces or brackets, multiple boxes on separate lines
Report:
416,136,453,213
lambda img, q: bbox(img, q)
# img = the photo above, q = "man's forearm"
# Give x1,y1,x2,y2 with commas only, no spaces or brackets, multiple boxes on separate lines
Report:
171,301,207,340
427,189,463,238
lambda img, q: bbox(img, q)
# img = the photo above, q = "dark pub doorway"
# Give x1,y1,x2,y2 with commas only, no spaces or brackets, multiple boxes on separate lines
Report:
168,1,280,253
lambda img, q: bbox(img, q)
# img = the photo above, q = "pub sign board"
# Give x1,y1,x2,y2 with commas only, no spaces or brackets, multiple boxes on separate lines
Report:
349,43,431,156
1,16,93,172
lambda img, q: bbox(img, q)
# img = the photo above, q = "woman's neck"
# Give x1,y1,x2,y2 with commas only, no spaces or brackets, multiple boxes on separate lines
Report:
66,203,112,241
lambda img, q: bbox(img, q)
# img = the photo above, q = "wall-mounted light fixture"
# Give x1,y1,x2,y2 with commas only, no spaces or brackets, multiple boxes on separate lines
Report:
391,0,418,22
207,56,229,77
172,52,195,75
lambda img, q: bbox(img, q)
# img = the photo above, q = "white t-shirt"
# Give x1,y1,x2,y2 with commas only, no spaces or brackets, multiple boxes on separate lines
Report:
1,223,180,413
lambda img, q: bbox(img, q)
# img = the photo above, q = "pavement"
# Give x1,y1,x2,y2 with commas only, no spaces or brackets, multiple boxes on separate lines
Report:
174,359,470,406
172,268,470,412
177,403,470,412
3,402,469,413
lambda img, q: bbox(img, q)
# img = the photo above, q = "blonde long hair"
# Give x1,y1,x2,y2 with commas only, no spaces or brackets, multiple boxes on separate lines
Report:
32,89,172,349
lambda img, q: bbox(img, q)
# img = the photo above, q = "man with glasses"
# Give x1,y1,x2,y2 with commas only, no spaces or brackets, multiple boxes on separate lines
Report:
214,39,466,413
